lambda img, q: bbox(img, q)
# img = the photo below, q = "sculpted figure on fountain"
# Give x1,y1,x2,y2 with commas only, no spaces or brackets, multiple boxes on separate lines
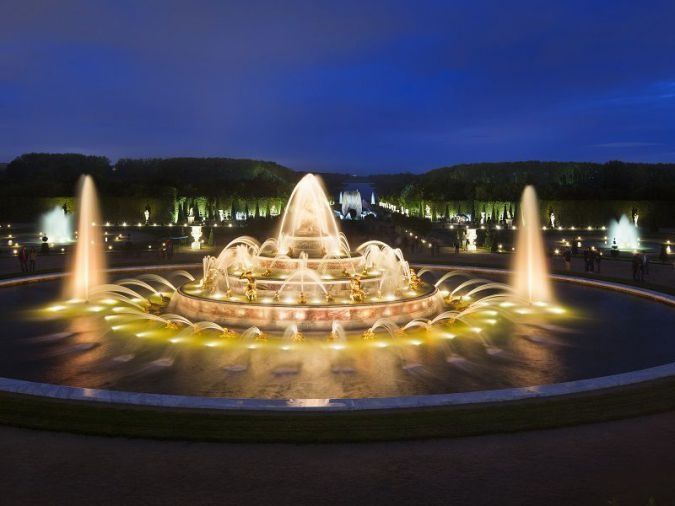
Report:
240,271,257,302
349,274,366,303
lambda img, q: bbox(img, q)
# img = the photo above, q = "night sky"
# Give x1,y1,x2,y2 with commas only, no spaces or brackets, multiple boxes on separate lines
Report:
2,0,675,173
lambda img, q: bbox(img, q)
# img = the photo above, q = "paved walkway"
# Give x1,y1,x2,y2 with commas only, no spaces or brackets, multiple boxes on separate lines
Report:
0,411,673,505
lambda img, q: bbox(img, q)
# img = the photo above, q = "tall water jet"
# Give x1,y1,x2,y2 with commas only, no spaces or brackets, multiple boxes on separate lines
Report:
66,175,106,301
512,186,553,304
277,174,343,257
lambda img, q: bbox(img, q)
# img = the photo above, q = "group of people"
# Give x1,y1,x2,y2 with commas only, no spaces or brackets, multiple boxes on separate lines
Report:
17,245,37,273
583,247,602,273
561,247,602,273
632,252,650,281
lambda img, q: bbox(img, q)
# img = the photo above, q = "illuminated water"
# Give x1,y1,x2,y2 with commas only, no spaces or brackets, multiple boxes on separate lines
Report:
2,274,674,399
512,185,553,303
66,175,106,300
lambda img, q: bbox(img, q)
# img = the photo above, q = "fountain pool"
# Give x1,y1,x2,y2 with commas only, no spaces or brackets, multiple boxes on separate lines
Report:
0,175,673,403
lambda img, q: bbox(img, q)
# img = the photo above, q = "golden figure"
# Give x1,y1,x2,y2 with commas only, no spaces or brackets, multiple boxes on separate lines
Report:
350,274,366,303
220,327,236,339
292,330,304,343
324,292,334,303
361,328,375,340
240,270,257,302
202,268,222,296
165,321,179,330
408,268,421,291
255,331,267,342
273,291,280,302
298,291,307,304
262,269,272,277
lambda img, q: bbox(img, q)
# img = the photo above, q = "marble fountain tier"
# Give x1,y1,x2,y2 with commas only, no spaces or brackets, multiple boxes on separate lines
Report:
169,174,441,331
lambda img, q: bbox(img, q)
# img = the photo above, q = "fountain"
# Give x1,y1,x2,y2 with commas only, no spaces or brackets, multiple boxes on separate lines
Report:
608,214,639,250
169,174,441,331
40,206,73,244
512,185,553,304
3,173,673,405
66,175,106,301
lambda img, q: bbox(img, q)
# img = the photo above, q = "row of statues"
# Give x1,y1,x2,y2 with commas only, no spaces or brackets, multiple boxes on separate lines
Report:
202,266,424,305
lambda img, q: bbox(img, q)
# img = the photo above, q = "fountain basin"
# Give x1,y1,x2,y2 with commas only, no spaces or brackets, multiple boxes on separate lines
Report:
169,283,441,331
2,266,675,401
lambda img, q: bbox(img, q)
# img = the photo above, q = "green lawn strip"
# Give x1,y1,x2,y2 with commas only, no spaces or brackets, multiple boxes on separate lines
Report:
1,377,673,443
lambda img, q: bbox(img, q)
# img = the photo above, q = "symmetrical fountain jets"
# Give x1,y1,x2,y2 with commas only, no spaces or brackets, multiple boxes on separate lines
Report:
169,173,439,331
608,214,639,250
58,173,561,351
40,206,73,244
67,175,106,301
512,185,554,304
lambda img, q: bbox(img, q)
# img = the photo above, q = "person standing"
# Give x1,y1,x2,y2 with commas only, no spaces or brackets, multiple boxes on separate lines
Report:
595,251,602,273
18,246,28,273
563,248,572,271
28,247,37,273
632,253,641,281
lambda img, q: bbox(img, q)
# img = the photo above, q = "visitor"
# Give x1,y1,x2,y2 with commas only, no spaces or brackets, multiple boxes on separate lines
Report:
583,248,590,272
454,242,460,255
632,253,641,281
563,248,572,271
595,251,602,273
18,246,28,273
659,244,668,263
642,253,649,279
588,248,597,272
28,247,37,273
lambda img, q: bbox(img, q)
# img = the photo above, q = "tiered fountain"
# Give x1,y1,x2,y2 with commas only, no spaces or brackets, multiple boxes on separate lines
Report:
169,174,441,332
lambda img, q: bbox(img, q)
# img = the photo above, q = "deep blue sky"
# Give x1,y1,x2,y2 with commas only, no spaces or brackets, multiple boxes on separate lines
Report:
2,0,675,173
